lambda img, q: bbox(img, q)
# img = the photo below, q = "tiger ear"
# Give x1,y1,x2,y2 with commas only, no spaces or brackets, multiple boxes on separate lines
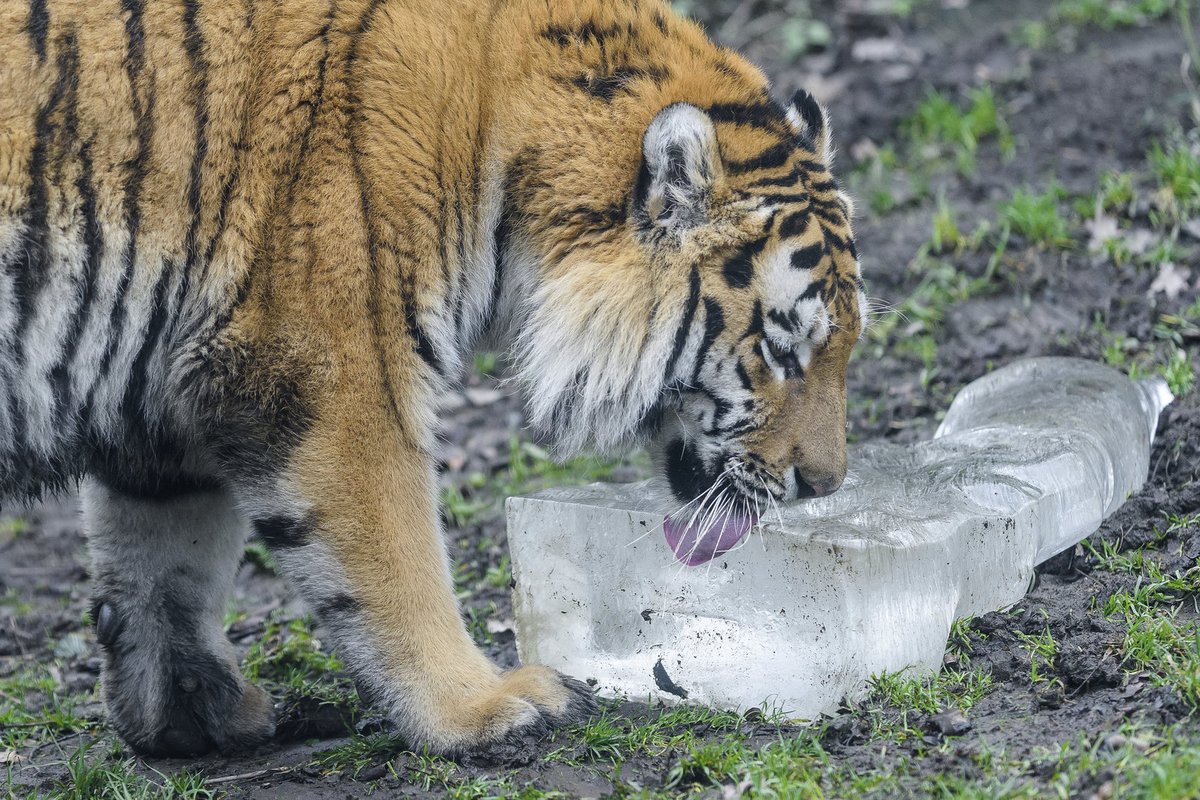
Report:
788,89,832,163
637,103,721,234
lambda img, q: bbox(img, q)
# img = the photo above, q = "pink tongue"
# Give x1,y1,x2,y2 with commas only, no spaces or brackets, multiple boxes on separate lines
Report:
663,510,757,566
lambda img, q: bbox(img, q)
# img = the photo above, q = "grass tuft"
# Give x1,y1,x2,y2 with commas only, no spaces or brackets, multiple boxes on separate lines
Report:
999,185,1074,248
903,87,1014,175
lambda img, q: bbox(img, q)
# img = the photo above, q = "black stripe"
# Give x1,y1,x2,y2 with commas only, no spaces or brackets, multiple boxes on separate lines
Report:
119,259,174,427
453,192,467,336
14,35,72,347
315,593,362,618
173,0,209,342
766,308,797,334
704,101,789,134
203,158,239,267
734,359,752,390
821,226,851,251
279,1,334,290
253,516,314,550
756,191,809,207
488,210,511,327
348,0,409,432
692,297,725,383
27,0,49,62
295,6,334,169
406,302,446,377
49,34,82,190
53,141,104,407
663,266,700,381
790,243,824,271
799,281,822,301
540,20,625,47
565,65,669,102
747,166,803,188
88,76,155,419
722,239,761,289
91,0,148,395
741,300,764,340
725,140,793,174
778,211,810,241
46,32,85,417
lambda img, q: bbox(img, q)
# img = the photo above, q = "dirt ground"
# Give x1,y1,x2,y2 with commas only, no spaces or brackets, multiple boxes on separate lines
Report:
3,1,1199,797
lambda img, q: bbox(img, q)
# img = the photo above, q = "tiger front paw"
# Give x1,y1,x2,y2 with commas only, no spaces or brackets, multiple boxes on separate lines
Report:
417,665,598,757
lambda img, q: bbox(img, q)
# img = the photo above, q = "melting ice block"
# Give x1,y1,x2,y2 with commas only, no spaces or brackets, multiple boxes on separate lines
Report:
506,358,1174,715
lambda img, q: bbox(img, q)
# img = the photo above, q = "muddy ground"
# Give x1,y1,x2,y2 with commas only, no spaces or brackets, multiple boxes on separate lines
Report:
3,1,1199,797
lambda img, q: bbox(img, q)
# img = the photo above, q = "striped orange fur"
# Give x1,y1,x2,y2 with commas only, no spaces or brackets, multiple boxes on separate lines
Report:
0,0,864,755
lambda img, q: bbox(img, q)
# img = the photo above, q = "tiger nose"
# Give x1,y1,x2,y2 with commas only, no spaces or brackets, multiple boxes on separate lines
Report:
792,467,844,499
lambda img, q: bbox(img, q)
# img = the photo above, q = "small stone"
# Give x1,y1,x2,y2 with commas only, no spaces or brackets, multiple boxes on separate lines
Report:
928,709,972,736
1103,733,1127,750
1036,684,1064,709
464,387,504,406
357,762,389,782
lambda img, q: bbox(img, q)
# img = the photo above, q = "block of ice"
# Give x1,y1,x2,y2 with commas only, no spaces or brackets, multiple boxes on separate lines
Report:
506,358,1173,715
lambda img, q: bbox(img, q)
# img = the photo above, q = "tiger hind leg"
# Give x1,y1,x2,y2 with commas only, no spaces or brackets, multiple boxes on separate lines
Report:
83,480,275,757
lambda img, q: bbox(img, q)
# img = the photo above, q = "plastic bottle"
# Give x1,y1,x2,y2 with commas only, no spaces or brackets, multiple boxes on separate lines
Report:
506,358,1173,715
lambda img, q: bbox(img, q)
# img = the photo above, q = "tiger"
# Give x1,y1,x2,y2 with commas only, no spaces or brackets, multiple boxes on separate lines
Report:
0,0,867,757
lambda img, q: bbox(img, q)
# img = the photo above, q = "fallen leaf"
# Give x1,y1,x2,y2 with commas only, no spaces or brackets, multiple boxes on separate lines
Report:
1149,262,1192,300
1085,213,1120,253
0,751,22,765
1124,228,1157,256
851,38,923,63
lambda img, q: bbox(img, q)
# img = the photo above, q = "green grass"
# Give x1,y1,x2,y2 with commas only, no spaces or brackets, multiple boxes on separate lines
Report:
903,86,1014,175
999,185,1074,248
1159,349,1195,396
1097,170,1137,214
314,732,412,778
865,238,1010,392
1149,139,1200,217
1014,628,1059,686
552,704,747,765
871,667,994,715
241,614,356,710
863,665,995,745
1101,558,1200,709
930,195,965,254
0,666,94,751
1055,0,1178,29
4,740,218,800
1018,0,1180,45
240,542,276,575
441,438,645,527
1098,302,1197,398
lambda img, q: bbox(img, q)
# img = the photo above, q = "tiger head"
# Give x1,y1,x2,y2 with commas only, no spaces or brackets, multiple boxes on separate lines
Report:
639,93,865,512
514,91,866,516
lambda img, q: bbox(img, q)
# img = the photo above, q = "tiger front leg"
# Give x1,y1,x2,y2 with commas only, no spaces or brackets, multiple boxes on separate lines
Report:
237,399,596,755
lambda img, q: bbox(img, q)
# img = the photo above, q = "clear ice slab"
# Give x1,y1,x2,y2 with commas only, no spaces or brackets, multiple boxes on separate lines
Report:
506,358,1174,715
